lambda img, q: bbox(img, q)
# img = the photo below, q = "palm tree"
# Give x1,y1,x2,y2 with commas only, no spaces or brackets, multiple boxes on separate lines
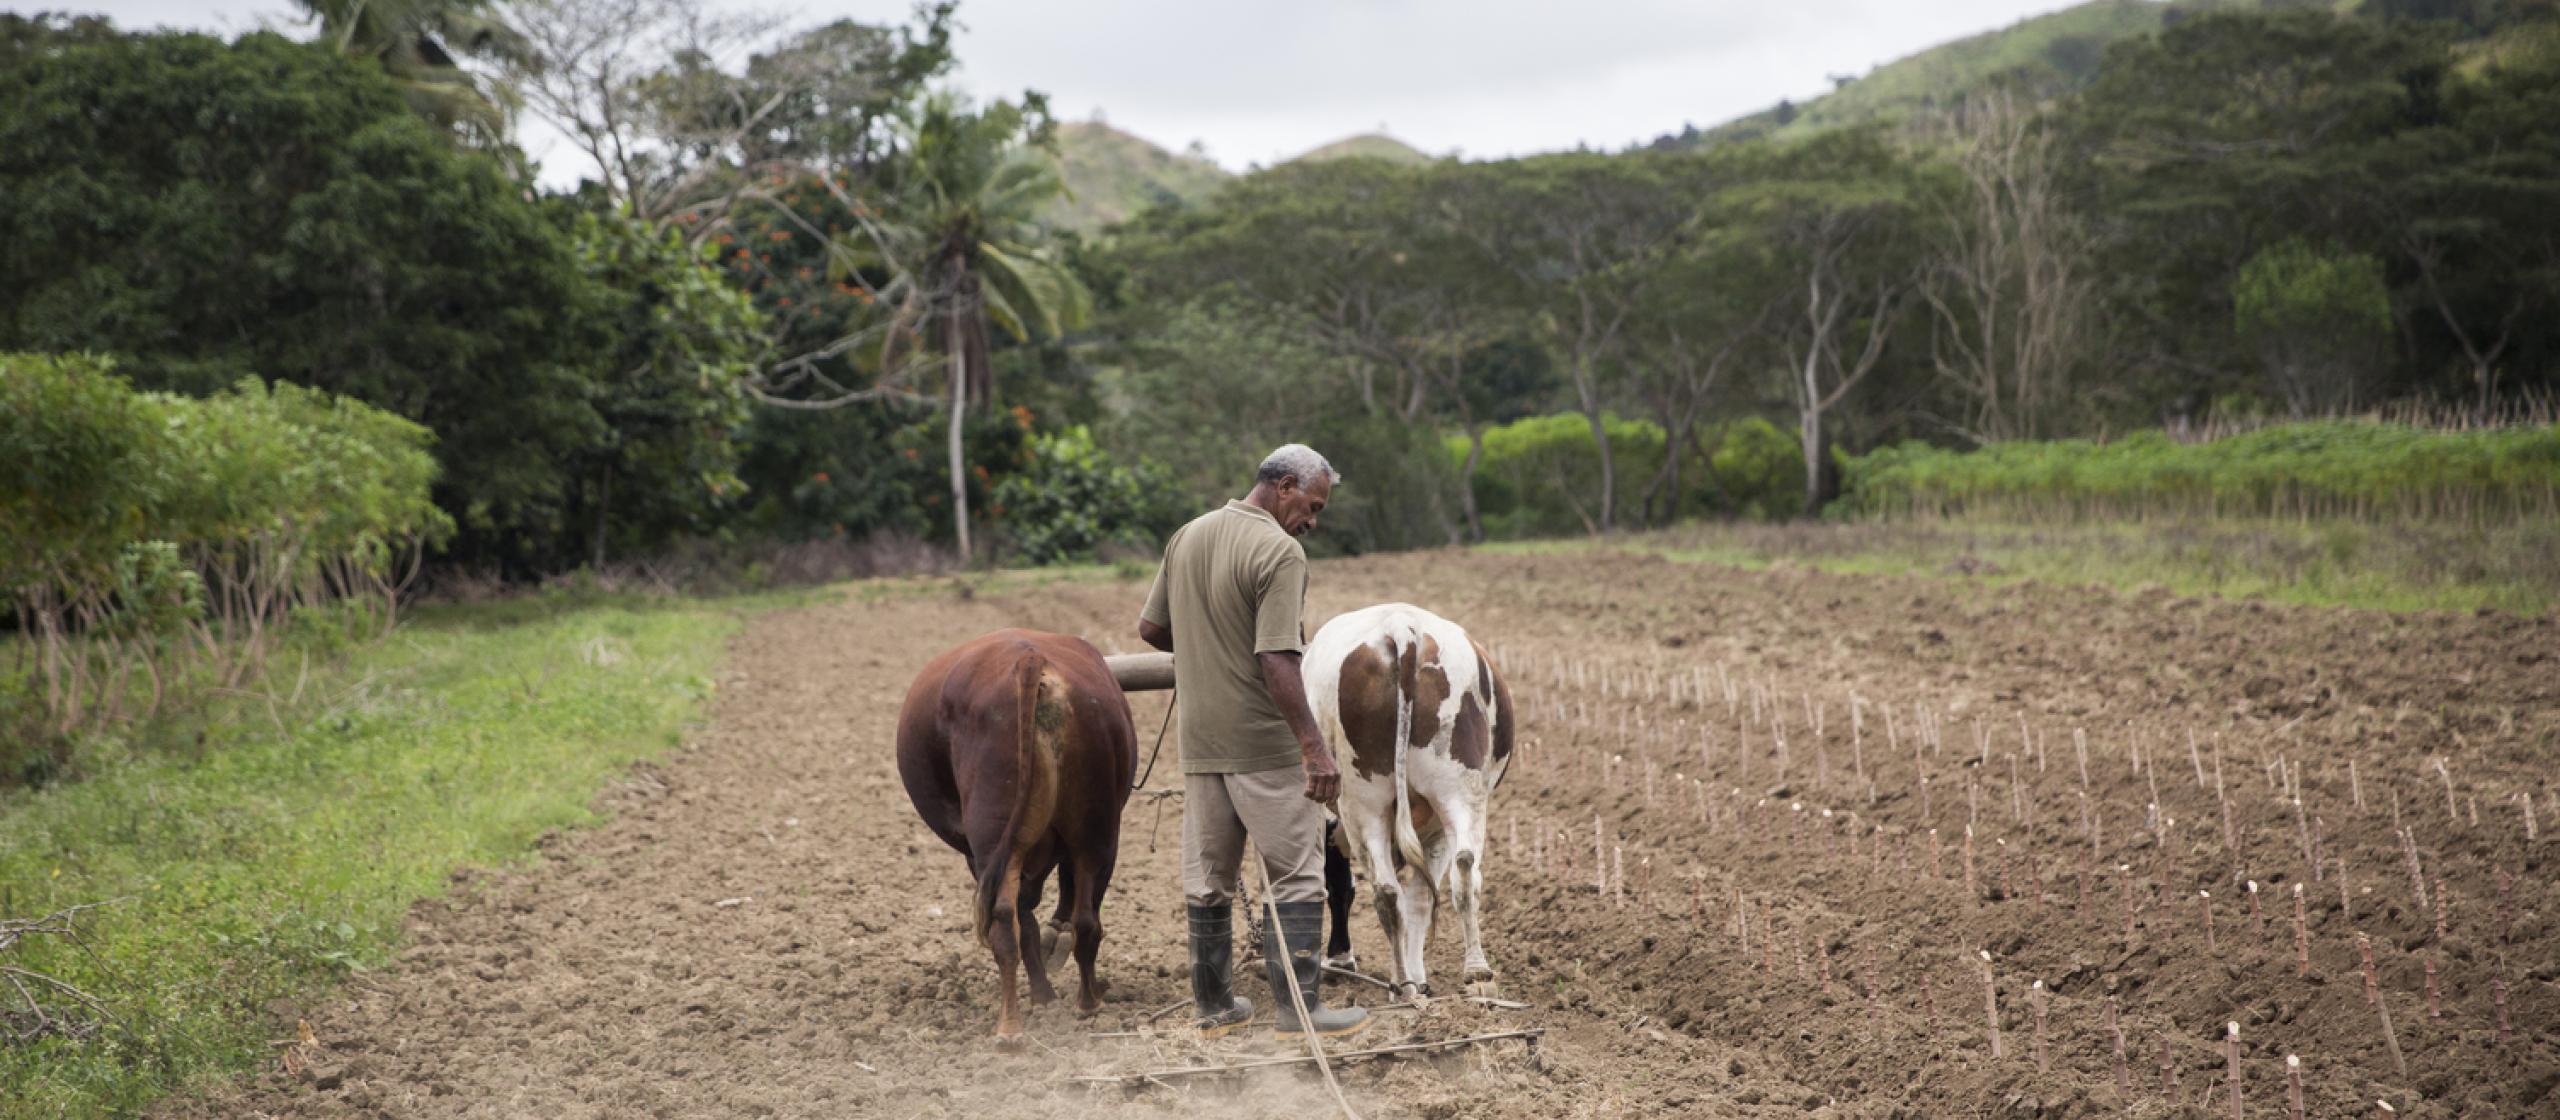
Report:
294,0,528,145
843,91,1090,560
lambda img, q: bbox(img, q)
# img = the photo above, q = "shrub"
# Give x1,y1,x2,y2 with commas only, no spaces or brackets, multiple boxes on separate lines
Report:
0,353,449,755
992,426,1181,565
1840,420,2560,525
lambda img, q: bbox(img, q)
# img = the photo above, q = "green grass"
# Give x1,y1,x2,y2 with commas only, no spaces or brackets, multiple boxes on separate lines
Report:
0,594,741,1116
1486,517,2560,615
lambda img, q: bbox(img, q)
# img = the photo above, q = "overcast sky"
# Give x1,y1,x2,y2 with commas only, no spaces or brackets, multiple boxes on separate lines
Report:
50,0,2097,184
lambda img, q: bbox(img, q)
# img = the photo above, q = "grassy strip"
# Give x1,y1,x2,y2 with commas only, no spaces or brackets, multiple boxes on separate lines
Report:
1840,422,2560,524
1487,518,2560,615
0,595,740,1116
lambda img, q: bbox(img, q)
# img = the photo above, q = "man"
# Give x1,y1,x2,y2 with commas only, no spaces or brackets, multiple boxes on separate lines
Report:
1137,444,1370,1040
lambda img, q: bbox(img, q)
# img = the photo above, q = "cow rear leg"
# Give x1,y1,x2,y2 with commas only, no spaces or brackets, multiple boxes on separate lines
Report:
1068,846,1116,1015
1040,861,1076,973
983,861,1028,1045
1440,803,1499,997
1016,846,1060,1007
1394,853,1439,1002
1348,814,1410,996
1453,848,1499,997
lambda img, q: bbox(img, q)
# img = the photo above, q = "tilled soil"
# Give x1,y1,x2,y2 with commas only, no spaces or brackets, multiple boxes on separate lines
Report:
182,550,2556,1118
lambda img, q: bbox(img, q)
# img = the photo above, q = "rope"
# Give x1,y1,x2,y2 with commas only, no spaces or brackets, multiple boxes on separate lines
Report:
1133,689,1175,790
1252,856,1362,1120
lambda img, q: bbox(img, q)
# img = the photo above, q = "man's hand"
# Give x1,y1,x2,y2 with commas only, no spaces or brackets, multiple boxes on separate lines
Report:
1300,738,1342,806
1258,650,1337,806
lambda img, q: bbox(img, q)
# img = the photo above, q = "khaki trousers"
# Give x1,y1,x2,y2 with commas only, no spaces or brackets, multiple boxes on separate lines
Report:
1182,766,1326,907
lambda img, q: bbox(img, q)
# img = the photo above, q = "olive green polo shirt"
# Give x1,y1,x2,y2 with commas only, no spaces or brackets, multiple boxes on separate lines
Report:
1139,500,1309,775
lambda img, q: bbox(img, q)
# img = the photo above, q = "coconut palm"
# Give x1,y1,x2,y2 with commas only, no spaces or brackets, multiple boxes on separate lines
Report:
294,0,527,145
841,90,1090,560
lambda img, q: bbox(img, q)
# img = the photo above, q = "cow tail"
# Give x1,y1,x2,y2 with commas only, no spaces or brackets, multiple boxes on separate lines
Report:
973,649,1046,948
1390,626,1429,873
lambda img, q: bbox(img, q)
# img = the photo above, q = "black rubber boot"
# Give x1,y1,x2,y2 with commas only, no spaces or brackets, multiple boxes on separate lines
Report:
1187,903,1255,1035
1264,900,1372,1039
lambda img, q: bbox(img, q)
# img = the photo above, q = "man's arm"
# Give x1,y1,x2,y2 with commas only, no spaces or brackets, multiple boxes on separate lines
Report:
1258,650,1340,805
1138,618,1174,652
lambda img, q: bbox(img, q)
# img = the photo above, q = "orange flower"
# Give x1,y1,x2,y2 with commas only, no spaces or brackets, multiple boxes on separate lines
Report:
811,471,830,483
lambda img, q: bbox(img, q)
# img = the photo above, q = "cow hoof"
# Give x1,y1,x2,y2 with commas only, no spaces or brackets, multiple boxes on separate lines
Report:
1323,952,1359,973
1041,924,1073,971
1075,997,1103,1018
1465,976,1502,999
994,1030,1027,1052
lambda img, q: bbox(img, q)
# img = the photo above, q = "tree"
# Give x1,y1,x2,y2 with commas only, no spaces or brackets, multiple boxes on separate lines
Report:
292,0,527,146
1441,152,1695,532
1919,89,2097,443
0,28,742,569
2057,10,2439,413
1709,132,1928,515
848,91,1090,559
500,0,952,229
559,207,767,565
2233,240,2392,416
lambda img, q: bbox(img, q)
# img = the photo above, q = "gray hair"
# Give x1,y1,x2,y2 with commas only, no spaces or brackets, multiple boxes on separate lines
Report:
1256,443,1339,488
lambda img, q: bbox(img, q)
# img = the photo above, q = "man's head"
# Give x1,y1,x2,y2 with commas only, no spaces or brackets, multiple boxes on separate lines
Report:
1246,444,1337,538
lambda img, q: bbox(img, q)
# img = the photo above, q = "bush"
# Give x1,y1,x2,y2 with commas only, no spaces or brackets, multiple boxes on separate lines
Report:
0,353,449,756
1455,412,1805,537
1840,420,2560,524
1699,417,1807,522
991,426,1181,565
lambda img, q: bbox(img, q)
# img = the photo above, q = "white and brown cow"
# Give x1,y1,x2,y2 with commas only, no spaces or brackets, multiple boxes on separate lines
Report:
1304,603,1514,998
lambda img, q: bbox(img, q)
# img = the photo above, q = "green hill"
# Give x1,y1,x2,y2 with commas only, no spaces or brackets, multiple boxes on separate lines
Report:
1038,121,1232,233
1701,0,2270,144
1288,133,1434,165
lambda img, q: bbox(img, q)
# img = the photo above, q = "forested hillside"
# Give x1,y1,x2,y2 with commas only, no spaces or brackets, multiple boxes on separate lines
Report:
1040,120,1230,233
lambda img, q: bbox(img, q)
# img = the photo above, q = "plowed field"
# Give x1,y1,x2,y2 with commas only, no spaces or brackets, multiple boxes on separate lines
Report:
181,549,2557,1118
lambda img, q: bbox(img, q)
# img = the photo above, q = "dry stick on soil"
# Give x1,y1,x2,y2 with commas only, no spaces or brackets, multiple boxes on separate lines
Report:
1963,826,1979,901
2337,855,2352,921
2350,759,2364,812
2031,980,2050,1074
2423,954,2441,1020
2522,793,2539,842
2189,728,2207,789
2492,977,2515,1043
2294,885,2313,978
1919,969,1937,1024
2358,933,2409,1080
2398,830,2430,914
2159,1033,2178,1094
2434,757,2459,825
2108,996,2130,1095
2496,869,2516,943
2225,1022,2244,1120
2432,877,2450,946
2247,881,2264,940
2287,1054,2306,1120
1979,951,2002,1059
2200,891,2216,953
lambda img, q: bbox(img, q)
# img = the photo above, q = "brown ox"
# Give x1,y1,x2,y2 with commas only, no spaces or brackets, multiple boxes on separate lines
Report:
895,629,1136,1041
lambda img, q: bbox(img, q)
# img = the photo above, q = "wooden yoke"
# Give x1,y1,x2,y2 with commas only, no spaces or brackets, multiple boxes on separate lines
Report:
1105,652,1175,693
